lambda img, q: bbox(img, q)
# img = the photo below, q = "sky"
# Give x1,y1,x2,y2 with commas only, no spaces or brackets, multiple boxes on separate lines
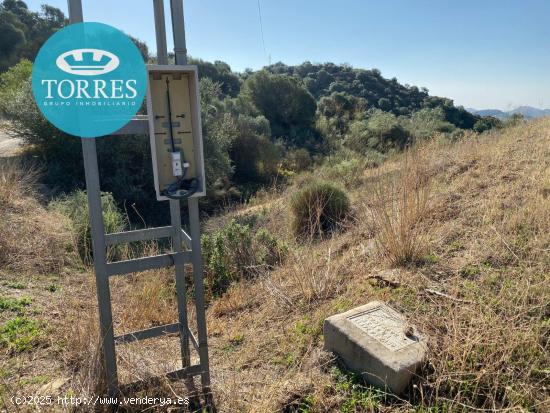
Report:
25,0,550,110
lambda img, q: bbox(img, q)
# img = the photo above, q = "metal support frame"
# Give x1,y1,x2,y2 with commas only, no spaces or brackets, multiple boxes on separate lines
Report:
67,0,212,408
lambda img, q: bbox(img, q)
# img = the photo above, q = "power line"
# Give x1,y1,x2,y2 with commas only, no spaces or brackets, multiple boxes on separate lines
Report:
257,0,269,65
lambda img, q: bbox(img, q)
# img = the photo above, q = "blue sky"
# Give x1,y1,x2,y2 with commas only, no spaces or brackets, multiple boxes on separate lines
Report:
26,0,550,110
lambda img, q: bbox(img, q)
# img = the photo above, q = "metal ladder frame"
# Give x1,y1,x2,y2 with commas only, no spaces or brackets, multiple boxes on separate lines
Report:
67,0,212,406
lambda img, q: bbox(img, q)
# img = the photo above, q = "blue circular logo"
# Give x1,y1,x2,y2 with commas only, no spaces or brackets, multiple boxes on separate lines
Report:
32,22,147,138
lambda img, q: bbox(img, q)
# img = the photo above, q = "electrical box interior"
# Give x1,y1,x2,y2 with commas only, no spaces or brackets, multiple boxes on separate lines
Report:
146,65,205,201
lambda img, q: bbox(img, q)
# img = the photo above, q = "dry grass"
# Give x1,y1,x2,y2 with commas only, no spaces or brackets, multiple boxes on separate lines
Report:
201,120,549,411
2,119,550,412
0,159,76,273
263,241,353,310
370,146,433,266
14,249,190,406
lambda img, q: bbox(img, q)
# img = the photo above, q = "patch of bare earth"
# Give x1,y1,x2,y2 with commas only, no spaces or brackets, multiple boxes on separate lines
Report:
0,121,22,158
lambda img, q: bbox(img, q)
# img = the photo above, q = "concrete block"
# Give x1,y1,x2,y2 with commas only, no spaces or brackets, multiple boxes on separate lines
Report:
324,301,427,394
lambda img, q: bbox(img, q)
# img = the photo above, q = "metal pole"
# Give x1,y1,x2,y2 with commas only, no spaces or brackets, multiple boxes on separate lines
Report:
170,1,213,404
170,0,188,65
67,0,83,22
188,198,213,402
153,0,169,65
67,0,119,397
153,0,196,395
65,1,211,405
169,201,193,378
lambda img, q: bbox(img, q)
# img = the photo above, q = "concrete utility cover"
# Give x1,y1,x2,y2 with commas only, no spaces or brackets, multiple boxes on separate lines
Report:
347,306,415,352
324,301,427,394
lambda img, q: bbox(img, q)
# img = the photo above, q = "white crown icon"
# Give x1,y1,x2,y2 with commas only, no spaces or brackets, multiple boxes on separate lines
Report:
56,49,120,76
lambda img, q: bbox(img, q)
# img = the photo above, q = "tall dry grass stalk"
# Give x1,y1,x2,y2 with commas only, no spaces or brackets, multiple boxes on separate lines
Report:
0,158,40,205
370,147,432,266
61,301,105,399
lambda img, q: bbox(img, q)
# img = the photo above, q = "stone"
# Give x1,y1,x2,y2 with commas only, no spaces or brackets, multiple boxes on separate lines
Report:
39,377,68,395
323,301,427,394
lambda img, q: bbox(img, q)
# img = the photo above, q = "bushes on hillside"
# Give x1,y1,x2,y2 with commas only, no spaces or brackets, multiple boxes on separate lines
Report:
318,156,376,189
284,148,313,172
290,181,350,239
190,58,241,97
473,116,503,133
198,78,237,191
344,109,410,154
0,1,66,72
404,107,456,140
0,57,502,227
201,219,287,296
242,70,317,145
267,61,430,115
0,58,31,109
228,115,282,183
49,190,128,264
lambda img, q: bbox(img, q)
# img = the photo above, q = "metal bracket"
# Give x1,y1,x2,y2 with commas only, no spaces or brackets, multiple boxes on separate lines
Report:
112,115,149,135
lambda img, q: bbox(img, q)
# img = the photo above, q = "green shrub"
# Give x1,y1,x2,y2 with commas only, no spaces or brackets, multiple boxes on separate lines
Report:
49,190,128,264
290,181,350,238
0,296,31,313
0,59,33,115
253,228,288,267
3,281,26,289
242,70,316,142
344,110,411,154
403,107,456,140
318,156,375,189
0,317,40,353
230,132,281,183
284,148,312,172
201,220,287,296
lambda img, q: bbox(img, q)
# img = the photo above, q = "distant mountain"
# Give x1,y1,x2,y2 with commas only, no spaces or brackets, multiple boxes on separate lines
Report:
509,106,550,119
467,109,509,119
468,106,550,120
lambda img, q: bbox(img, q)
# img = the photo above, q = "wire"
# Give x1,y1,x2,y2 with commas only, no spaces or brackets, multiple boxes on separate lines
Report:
257,0,269,65
165,77,176,152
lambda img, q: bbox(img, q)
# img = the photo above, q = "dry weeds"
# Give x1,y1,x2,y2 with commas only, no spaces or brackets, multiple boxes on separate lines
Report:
0,159,76,273
370,146,433,266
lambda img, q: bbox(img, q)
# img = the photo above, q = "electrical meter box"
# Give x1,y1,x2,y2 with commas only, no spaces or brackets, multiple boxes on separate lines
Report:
146,65,206,201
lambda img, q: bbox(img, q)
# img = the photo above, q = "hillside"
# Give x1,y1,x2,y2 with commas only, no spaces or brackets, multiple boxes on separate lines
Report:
469,106,550,120
262,62,477,126
200,118,550,411
1,119,548,411
467,108,509,119
509,106,550,119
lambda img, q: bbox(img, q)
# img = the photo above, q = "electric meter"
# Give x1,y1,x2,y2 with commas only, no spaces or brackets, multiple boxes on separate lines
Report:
146,65,206,201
